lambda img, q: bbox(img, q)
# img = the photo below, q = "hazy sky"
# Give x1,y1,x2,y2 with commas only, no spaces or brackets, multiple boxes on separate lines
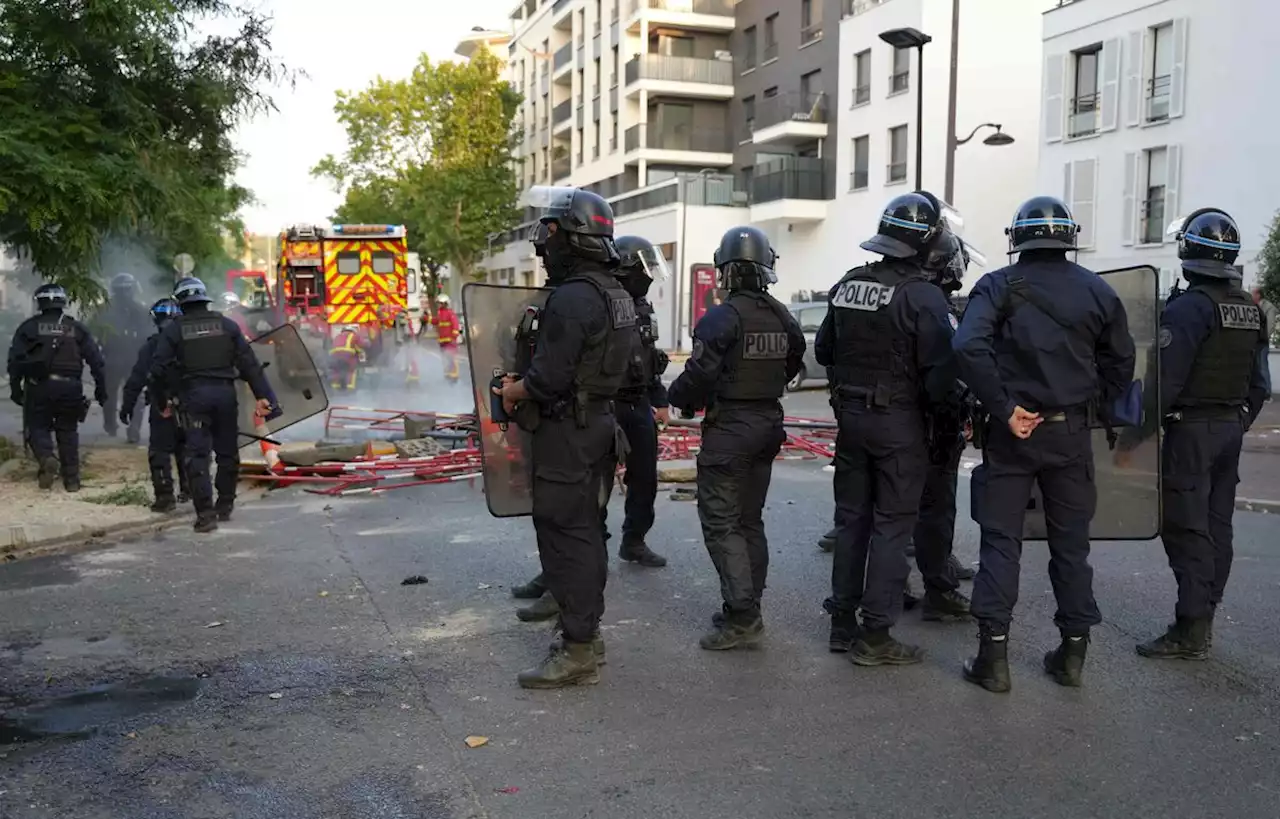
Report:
231,0,513,235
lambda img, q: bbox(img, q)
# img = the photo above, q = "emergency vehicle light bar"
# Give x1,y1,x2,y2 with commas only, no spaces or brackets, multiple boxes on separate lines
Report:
332,224,398,235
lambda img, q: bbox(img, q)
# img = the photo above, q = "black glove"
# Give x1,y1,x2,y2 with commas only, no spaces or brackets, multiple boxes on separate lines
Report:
119,407,132,426
95,387,108,406
10,388,22,407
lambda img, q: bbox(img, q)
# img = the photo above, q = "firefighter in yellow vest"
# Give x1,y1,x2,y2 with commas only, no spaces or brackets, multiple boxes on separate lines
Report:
328,324,364,391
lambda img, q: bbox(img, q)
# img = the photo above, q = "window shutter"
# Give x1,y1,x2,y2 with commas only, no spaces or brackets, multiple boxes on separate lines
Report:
1170,18,1189,118
1072,158,1097,250
1063,160,1074,205
1164,145,1181,243
1044,54,1066,143
1121,152,1137,246
1100,38,1122,132
1124,30,1145,127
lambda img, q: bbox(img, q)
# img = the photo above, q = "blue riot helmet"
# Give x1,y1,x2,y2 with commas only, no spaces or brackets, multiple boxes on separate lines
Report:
713,226,777,291
1006,195,1079,254
1169,208,1242,280
922,226,986,294
525,186,619,267
862,192,946,259
173,276,212,306
150,297,182,327
33,283,69,312
616,234,671,298
109,272,138,297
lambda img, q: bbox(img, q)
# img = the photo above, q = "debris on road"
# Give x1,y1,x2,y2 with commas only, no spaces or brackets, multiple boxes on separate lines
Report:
401,575,429,586
204,621,225,629
268,692,284,700
464,735,489,748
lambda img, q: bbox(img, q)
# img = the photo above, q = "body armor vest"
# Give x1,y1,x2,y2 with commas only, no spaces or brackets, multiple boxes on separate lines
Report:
716,292,791,402
620,298,658,395
828,261,925,406
1177,285,1265,408
176,311,237,377
35,314,83,377
568,268,638,398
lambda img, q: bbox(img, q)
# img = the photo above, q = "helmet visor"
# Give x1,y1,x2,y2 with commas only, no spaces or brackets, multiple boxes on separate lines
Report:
632,246,671,281
960,238,987,268
522,185,577,211
1166,216,1186,239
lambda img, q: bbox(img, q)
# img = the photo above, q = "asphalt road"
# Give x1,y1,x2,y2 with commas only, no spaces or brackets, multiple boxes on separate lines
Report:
2,385,1280,818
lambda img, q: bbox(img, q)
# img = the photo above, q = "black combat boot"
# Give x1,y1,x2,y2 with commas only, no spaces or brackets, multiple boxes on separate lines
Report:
517,641,600,689
963,628,1011,693
817,528,836,553
1136,617,1209,661
63,477,81,493
215,498,234,522
829,612,859,653
922,588,971,622
948,554,976,581
516,593,561,622
619,540,667,567
150,495,176,513
902,582,921,611
511,574,546,600
37,457,59,490
194,513,219,533
700,609,764,651
550,628,606,666
1043,632,1089,687
851,627,924,666
1207,605,1217,648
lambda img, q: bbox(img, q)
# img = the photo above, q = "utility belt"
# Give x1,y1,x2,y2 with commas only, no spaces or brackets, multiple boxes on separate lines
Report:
969,402,1091,450
544,393,615,423
615,387,650,405
833,384,914,410
1165,404,1245,424
48,373,81,383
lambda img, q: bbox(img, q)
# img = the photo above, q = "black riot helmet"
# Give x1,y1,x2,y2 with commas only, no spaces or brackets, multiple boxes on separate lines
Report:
713,226,777,291
615,235,672,298
150,297,182,327
109,272,138,298
1006,195,1079,254
861,191,945,259
34,283,69,312
921,229,968,294
1174,208,1242,279
527,186,620,268
173,276,212,306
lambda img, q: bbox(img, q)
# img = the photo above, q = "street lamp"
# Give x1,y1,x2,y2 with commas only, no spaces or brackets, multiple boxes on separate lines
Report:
879,27,933,191
944,124,1015,202
675,167,717,350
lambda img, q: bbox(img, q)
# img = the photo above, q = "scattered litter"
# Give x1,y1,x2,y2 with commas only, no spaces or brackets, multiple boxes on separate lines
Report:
268,692,284,700
204,622,224,629
477,583,492,590
402,575,429,586
464,735,489,748
400,703,412,710
125,731,138,739
1235,735,1252,742
495,786,520,794
469,695,487,702
318,591,330,598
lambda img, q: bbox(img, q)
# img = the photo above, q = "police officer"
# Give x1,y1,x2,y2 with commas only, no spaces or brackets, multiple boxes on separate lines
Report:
151,277,278,533
601,235,671,569
1134,209,1269,660
953,196,1135,692
99,273,151,443
494,188,635,688
667,226,805,651
816,192,961,665
7,284,108,491
120,298,191,512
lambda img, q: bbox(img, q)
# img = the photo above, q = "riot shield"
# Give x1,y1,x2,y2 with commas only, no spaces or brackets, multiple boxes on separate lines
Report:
1024,265,1161,540
462,283,552,518
236,323,330,449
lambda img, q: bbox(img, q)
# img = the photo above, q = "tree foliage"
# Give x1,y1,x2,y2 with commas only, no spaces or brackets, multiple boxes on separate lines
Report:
314,49,521,285
1256,210,1280,310
0,0,289,303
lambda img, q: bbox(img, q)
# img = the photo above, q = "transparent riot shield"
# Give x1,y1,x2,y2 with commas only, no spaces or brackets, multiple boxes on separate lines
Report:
462,283,552,518
1024,265,1161,540
236,323,330,448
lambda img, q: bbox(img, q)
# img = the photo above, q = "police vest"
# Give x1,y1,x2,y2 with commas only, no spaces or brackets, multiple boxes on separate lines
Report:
620,298,659,394
176,312,237,377
569,268,638,398
716,292,791,402
1177,285,1266,408
828,261,926,406
34,314,83,377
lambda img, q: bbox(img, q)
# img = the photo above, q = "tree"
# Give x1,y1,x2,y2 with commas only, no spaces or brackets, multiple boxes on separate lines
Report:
0,0,289,303
314,49,521,286
1256,210,1280,317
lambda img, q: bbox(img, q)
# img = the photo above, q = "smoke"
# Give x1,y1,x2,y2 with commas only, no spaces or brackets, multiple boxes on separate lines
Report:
97,234,179,308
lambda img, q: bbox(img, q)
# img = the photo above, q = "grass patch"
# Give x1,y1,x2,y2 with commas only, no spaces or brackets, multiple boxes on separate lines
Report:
84,483,153,507
0,435,15,465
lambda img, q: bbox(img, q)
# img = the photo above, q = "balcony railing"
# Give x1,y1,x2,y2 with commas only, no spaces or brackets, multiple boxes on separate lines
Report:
800,23,823,45
842,0,893,17
553,43,573,71
763,42,778,63
752,160,828,204
626,121,733,153
1141,194,1166,245
849,169,869,190
753,92,828,131
628,0,736,15
552,100,572,125
625,54,734,87
890,71,909,94
1146,74,1171,122
886,161,907,183
552,156,571,180
1068,91,1099,137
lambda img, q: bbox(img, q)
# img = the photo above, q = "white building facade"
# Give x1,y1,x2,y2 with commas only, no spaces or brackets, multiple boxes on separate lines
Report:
1038,0,1278,293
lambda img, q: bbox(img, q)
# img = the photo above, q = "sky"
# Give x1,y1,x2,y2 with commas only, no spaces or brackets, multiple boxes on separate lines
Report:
230,0,513,236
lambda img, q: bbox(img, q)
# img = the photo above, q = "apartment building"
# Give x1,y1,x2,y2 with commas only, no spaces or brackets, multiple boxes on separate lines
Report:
1038,0,1277,292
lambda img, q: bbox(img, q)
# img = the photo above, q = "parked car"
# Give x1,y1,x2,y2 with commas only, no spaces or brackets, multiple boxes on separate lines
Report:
786,301,829,391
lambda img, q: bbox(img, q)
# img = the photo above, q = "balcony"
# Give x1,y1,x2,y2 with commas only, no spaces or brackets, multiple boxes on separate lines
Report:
552,155,572,181
552,99,573,133
751,92,829,145
1068,91,1099,138
750,159,829,224
625,0,736,33
624,54,734,100
842,0,894,17
623,121,734,165
553,43,574,79
800,23,823,46
552,0,573,30
890,70,909,95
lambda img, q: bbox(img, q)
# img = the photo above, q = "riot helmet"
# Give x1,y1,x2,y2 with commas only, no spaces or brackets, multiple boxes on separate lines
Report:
1006,195,1079,253
34,283,68,312
109,272,139,298
713,226,777,291
525,186,620,280
150,298,181,327
220,291,242,310
1169,208,1242,280
173,276,212,306
615,235,671,298
861,192,945,259
921,230,966,294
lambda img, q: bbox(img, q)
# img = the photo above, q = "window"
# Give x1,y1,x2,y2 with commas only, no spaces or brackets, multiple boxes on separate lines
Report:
800,70,822,106
797,306,824,333
1147,23,1173,122
888,125,908,183
800,0,821,44
1069,45,1101,137
1140,148,1167,244
610,119,618,152
371,252,395,275
743,95,756,134
850,135,869,190
657,103,694,151
764,13,778,62
742,26,757,71
336,252,361,275
764,86,778,99
853,50,871,106
890,47,910,94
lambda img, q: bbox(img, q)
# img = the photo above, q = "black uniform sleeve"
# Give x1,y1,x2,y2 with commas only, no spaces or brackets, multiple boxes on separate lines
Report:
1157,292,1212,418
647,360,670,408
77,322,107,392
228,318,275,402
121,337,153,411
523,283,602,404
814,301,835,368
6,323,26,386
1094,286,1137,409
782,307,806,382
667,303,737,412
1247,335,1270,427
908,283,958,403
150,321,182,399
953,274,1016,422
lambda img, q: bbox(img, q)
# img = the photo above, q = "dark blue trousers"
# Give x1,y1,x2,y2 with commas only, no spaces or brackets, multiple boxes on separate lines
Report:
180,381,239,516
601,397,659,547
26,379,84,481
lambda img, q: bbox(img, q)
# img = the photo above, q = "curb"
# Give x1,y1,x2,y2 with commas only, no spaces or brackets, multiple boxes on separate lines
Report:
1235,497,1280,514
